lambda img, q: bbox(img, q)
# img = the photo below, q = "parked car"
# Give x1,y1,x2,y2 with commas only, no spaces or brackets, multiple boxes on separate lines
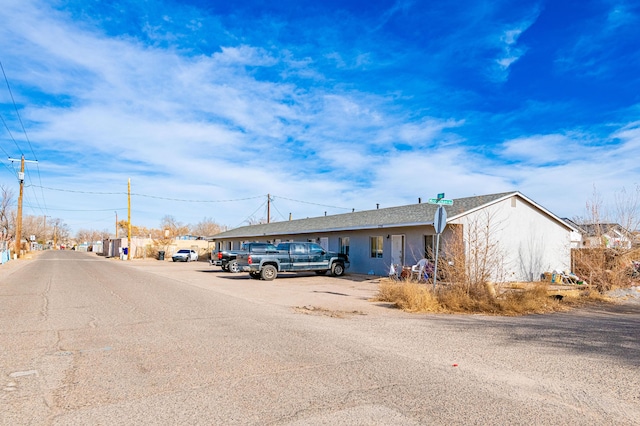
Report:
172,249,199,262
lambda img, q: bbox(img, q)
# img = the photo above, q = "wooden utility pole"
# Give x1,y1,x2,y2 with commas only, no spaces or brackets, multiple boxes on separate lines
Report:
127,178,131,260
267,193,271,224
115,211,118,238
9,156,37,258
43,215,50,247
15,156,24,257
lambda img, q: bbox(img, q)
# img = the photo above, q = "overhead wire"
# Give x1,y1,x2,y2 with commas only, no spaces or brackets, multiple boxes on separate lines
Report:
269,197,288,222
25,183,357,230
0,60,47,215
30,185,266,203
23,203,128,212
271,194,353,211
236,199,268,228
0,113,22,176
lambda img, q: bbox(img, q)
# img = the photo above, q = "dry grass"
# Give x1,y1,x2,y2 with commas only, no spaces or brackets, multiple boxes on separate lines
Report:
374,281,443,313
373,279,613,316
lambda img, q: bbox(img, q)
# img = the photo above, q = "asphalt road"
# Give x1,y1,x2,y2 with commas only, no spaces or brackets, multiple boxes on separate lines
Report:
1,250,639,425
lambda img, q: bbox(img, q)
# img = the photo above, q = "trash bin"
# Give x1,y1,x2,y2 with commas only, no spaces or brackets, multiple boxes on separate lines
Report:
158,251,165,261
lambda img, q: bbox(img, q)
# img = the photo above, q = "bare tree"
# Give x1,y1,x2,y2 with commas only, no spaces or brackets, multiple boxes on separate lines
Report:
49,218,71,248
159,215,190,237
116,220,153,238
613,185,640,239
21,215,46,245
572,186,640,290
440,209,506,297
190,217,222,237
75,228,106,244
0,186,15,244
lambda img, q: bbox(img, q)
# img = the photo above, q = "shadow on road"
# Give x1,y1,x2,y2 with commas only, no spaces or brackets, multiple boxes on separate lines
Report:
438,303,640,366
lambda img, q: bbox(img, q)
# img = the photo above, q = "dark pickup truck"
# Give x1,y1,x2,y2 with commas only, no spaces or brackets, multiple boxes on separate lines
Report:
210,242,279,273
236,242,350,280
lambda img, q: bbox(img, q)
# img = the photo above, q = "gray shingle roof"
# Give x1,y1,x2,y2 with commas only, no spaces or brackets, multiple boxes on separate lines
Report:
212,192,519,239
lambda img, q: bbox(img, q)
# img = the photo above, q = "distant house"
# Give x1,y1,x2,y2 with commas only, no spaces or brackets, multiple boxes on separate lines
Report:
571,222,635,249
211,191,577,282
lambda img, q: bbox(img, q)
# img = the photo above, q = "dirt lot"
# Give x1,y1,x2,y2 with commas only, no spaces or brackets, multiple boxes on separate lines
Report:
118,256,399,317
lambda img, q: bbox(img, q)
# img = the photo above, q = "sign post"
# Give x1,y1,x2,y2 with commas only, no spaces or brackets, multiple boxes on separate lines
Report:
428,194,453,290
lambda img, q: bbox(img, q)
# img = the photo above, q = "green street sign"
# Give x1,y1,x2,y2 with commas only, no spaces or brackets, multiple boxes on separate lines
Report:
427,198,453,205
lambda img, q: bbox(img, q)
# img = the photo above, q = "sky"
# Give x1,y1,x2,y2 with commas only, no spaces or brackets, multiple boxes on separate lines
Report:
1,0,639,235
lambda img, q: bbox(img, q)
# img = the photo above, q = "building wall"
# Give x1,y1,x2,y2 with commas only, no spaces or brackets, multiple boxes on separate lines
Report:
212,225,448,277
450,196,571,281
212,196,572,281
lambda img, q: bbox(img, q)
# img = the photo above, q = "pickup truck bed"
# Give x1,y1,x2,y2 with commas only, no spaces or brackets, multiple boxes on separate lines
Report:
210,243,279,273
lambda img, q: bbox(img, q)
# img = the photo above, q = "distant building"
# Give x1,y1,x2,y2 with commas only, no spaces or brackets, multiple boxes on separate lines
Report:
570,222,635,249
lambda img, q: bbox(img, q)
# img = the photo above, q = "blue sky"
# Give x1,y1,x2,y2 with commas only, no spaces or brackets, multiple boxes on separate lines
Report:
1,0,639,234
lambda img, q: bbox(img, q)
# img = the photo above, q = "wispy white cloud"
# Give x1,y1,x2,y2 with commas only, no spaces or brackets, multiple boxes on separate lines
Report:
488,15,538,82
500,133,583,165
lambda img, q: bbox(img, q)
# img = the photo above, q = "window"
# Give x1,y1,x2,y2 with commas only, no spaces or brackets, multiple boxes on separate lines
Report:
226,241,232,250
339,237,350,256
309,244,324,255
370,236,383,258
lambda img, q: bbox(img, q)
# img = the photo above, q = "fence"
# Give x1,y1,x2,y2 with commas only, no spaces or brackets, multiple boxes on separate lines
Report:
1,249,11,265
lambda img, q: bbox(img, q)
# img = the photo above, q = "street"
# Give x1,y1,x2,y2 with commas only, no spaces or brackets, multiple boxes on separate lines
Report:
1,250,639,425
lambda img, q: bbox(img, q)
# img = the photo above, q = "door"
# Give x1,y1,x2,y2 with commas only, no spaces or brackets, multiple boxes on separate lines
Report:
288,243,309,271
391,235,404,269
309,242,330,270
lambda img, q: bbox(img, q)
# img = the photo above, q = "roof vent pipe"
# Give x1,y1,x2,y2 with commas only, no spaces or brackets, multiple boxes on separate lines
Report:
289,213,292,221
324,211,327,216
376,203,379,209
418,197,422,204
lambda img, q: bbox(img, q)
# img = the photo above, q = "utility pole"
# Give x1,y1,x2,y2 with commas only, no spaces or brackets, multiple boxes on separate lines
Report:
43,215,50,248
8,156,37,258
115,211,118,238
267,193,271,224
127,178,131,260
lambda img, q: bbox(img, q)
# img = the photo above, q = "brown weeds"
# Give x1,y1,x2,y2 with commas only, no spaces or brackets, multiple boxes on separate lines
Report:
374,279,611,315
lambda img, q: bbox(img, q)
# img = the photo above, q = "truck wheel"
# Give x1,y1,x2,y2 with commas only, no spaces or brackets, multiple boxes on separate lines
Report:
228,260,240,273
261,265,277,281
331,263,345,276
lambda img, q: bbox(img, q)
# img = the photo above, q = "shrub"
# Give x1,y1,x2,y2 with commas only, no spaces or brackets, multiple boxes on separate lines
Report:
374,280,609,315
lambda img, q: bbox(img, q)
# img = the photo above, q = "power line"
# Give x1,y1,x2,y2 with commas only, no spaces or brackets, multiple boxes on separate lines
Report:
0,112,22,156
30,185,265,203
269,197,289,222
236,199,268,228
1,61,48,214
0,61,35,160
23,203,128,212
272,194,353,211
0,114,20,157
